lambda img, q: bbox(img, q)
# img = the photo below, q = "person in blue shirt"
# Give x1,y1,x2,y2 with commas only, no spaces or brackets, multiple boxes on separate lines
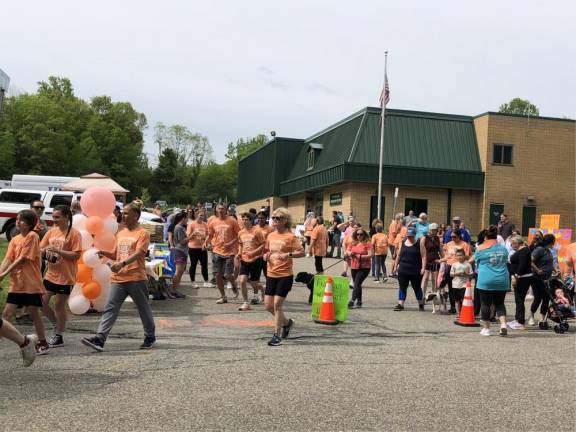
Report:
414,213,430,240
443,216,471,244
469,226,509,337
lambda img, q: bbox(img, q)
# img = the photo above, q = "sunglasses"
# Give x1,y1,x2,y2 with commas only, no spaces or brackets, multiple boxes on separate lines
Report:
271,216,284,220
451,236,457,239
33,206,45,210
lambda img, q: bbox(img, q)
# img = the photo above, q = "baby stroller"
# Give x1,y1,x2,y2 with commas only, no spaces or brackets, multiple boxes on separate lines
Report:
146,243,176,300
538,276,575,334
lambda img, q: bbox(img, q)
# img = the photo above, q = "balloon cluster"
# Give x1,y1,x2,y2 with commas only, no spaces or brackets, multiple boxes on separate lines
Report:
68,187,118,315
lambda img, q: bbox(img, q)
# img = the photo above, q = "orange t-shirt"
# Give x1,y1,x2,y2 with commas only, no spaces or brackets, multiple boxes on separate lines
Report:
395,226,408,249
265,231,304,278
5,231,44,294
343,234,353,251
187,221,208,249
40,227,82,286
371,233,389,256
310,224,328,257
111,226,150,283
388,221,401,244
443,240,472,266
256,224,274,239
238,227,266,263
564,242,576,277
208,216,240,257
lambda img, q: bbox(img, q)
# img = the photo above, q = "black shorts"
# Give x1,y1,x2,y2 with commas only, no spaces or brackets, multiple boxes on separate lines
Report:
240,260,262,282
44,280,72,295
425,262,441,272
6,293,43,307
305,235,311,245
452,287,466,302
265,276,293,298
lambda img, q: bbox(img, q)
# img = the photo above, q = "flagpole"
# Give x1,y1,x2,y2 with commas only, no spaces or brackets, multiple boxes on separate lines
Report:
377,52,388,222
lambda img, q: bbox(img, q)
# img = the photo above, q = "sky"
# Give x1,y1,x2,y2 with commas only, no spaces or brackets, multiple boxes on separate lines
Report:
1,1,575,163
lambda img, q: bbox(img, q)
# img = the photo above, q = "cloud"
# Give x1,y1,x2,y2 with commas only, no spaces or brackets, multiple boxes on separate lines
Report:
258,66,275,76
269,80,290,90
306,82,336,95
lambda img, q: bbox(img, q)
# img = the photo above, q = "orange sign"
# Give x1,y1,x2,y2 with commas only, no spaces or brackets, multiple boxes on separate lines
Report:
540,214,560,230
528,228,573,275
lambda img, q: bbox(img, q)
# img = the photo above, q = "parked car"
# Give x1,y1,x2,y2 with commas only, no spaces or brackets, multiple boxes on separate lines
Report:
0,189,81,241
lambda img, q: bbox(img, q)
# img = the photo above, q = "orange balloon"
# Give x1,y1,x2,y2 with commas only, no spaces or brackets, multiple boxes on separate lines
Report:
76,264,93,284
78,254,84,265
85,216,104,236
94,232,116,252
82,281,102,300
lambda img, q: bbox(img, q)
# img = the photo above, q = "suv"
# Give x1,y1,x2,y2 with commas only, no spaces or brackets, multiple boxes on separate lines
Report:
0,189,80,241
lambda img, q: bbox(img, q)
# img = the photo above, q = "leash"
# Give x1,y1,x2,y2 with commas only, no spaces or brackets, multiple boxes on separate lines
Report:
310,257,346,278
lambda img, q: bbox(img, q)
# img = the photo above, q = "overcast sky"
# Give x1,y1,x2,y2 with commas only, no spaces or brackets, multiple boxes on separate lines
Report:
2,1,574,163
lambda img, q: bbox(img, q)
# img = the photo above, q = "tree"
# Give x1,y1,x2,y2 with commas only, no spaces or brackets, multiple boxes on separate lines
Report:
225,134,268,162
192,163,236,204
499,98,539,116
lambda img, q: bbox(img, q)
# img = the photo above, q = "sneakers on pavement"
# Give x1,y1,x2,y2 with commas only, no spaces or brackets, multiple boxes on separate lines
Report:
348,300,355,309
203,282,213,288
48,334,64,348
81,336,105,352
267,334,282,346
480,328,491,337
238,302,252,311
231,285,239,298
528,317,536,326
499,327,508,337
36,341,50,355
281,318,295,339
139,336,156,350
250,296,260,305
216,296,228,304
393,304,404,311
419,304,425,312
20,334,37,367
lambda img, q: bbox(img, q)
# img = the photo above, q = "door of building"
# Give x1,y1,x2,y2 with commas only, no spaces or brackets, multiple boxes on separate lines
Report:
489,203,504,226
521,206,536,236
370,196,385,224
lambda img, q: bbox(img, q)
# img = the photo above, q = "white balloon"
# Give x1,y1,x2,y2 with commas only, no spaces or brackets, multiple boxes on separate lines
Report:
83,248,101,268
92,283,111,312
72,214,87,231
79,230,94,250
70,283,84,297
103,217,119,235
68,295,90,315
93,264,112,285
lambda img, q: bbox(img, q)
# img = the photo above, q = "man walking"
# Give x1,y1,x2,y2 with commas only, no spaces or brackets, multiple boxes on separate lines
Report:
498,214,515,240
82,203,156,351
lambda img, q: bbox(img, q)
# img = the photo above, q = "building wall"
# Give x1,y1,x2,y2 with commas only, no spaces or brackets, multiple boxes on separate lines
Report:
285,193,307,224
235,196,286,216
476,114,575,232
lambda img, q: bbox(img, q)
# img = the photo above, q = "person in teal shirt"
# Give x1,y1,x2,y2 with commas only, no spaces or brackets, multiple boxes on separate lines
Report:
414,213,430,240
470,226,509,337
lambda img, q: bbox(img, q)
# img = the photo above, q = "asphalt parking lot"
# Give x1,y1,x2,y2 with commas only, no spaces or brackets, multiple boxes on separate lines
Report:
1,257,574,431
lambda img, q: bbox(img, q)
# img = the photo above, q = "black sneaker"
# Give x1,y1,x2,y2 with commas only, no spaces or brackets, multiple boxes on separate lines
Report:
419,304,425,312
140,336,156,350
81,336,104,352
348,300,355,309
393,304,404,311
48,334,64,348
267,334,282,346
356,301,362,308
281,318,295,339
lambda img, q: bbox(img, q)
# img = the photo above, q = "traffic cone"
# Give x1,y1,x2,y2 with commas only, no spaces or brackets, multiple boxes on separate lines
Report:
454,280,480,327
315,277,338,325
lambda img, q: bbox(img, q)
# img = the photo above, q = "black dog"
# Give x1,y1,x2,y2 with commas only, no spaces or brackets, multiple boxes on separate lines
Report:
295,272,315,304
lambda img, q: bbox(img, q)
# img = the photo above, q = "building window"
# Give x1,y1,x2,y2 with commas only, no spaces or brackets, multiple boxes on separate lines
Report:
307,149,315,170
493,144,513,165
405,198,428,216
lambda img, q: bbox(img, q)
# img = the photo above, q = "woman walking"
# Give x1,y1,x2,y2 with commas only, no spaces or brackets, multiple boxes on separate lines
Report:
393,226,425,311
421,223,444,303
309,216,328,274
237,213,266,310
528,234,555,326
469,226,509,336
0,210,48,354
187,208,210,288
263,208,304,346
303,211,317,257
171,212,189,298
40,205,82,347
371,224,388,282
507,235,534,330
346,228,373,308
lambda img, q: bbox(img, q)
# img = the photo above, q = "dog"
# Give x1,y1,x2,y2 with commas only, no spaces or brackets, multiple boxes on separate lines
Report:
425,285,448,314
295,272,315,304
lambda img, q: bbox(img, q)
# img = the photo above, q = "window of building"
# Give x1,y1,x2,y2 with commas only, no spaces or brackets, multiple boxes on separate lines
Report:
405,198,428,216
0,191,42,204
307,149,315,170
493,144,513,165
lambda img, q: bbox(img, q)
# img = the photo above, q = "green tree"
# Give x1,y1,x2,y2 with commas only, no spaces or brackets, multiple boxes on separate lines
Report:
499,98,539,116
192,163,236,204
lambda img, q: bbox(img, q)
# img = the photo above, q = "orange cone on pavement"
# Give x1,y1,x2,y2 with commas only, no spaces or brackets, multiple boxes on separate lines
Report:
454,280,480,327
315,277,338,325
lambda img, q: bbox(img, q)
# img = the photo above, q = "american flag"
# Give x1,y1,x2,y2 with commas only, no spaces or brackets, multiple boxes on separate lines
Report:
379,74,390,108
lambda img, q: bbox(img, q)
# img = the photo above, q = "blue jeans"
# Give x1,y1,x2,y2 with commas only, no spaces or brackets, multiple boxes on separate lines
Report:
374,255,387,278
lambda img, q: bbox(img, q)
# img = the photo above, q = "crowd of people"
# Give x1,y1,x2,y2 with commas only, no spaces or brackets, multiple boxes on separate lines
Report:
1,200,575,367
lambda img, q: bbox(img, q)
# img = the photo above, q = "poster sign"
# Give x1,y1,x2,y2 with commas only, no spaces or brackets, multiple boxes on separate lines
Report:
330,193,342,206
528,228,573,275
311,275,349,323
540,214,560,230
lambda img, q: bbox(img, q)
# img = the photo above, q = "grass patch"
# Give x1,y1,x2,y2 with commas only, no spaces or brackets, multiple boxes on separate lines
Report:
0,239,7,311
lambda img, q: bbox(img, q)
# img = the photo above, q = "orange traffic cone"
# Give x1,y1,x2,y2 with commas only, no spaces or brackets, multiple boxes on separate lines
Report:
314,277,338,325
454,280,480,327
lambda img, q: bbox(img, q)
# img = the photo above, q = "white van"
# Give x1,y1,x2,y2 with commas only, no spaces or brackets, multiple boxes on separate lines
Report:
0,189,80,241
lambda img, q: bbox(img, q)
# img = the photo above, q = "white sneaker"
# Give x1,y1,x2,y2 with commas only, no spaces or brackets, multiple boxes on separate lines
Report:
203,282,213,288
480,328,491,337
238,302,251,311
20,334,38,367
226,282,232,289
507,320,520,329
526,293,534,301
528,317,535,326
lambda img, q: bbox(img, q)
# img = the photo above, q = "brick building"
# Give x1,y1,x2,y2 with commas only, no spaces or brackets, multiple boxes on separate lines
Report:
237,107,575,235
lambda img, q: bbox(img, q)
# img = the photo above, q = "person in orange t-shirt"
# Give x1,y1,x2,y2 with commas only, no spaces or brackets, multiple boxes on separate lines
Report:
255,211,274,277
237,213,266,310
310,216,329,274
204,203,241,304
40,205,82,348
187,208,210,287
388,214,403,258
371,224,389,282
303,211,317,257
440,228,471,313
263,208,304,346
0,210,47,354
81,203,155,352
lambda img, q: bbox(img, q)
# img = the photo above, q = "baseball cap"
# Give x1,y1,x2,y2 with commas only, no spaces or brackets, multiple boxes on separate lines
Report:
452,216,461,222
407,227,417,236
429,223,439,230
